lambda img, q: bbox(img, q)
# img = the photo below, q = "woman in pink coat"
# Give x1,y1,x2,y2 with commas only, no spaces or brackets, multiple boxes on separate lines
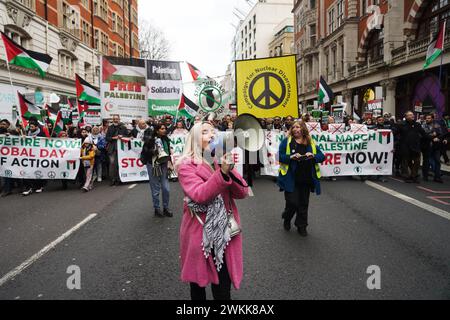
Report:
176,121,249,300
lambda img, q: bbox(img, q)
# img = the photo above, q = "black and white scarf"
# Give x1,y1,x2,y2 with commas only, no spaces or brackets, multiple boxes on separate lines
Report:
186,195,231,272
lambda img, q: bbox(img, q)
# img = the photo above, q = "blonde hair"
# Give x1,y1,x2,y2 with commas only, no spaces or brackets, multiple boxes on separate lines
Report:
175,122,213,170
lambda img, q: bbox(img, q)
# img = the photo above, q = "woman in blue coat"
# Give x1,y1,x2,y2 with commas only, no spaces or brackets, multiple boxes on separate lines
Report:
277,121,325,236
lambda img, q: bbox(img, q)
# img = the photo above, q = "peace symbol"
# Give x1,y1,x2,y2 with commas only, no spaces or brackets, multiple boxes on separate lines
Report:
249,72,286,110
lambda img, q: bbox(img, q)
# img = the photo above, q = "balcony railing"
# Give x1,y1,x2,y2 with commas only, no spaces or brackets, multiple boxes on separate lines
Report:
348,56,385,77
10,0,35,10
392,34,450,64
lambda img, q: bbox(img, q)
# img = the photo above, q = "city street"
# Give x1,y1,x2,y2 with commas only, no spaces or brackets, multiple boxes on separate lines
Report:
0,174,449,300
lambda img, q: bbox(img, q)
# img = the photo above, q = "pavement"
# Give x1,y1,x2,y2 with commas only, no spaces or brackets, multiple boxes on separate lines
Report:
0,174,449,300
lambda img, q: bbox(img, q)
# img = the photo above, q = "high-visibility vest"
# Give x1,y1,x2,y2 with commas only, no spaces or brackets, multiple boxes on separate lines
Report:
279,137,321,179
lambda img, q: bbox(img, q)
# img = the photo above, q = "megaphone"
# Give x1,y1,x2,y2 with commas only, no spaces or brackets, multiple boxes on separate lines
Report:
233,114,265,152
208,113,264,155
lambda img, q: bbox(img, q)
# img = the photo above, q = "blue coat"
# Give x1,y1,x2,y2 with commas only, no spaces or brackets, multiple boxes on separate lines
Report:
277,138,325,195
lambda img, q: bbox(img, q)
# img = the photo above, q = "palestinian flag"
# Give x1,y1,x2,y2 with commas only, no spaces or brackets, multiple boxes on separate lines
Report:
1,32,52,78
17,92,42,125
54,111,65,135
46,105,58,124
76,74,101,104
186,62,207,81
77,100,88,126
424,21,446,69
318,76,334,104
181,94,200,119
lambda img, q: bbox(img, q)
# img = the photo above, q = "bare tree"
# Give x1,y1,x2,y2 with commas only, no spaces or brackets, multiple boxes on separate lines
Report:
139,20,171,60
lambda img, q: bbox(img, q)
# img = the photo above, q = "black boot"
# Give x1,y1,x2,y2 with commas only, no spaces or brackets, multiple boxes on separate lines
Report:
155,209,164,218
163,208,173,217
297,226,308,237
283,219,291,231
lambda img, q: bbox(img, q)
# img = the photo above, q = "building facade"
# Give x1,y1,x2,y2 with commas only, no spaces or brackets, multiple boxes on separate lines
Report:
268,17,294,57
0,0,139,119
226,0,294,107
294,0,450,119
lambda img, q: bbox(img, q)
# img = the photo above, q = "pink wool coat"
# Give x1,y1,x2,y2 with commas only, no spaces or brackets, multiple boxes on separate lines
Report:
178,159,249,289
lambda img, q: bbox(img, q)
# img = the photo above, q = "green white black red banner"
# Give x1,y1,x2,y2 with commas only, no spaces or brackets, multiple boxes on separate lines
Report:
311,130,393,176
101,56,148,123
0,135,81,179
147,60,183,117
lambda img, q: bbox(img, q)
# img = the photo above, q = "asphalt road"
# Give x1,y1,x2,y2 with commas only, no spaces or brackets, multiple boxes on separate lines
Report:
0,174,449,300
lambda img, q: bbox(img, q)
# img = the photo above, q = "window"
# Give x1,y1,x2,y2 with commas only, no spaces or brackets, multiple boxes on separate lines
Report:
310,0,316,9
84,62,91,81
366,29,384,62
81,0,89,8
417,0,450,40
325,51,329,76
310,24,316,47
328,8,335,34
131,7,138,25
340,43,345,77
118,45,124,57
124,0,129,19
101,32,109,55
81,20,91,46
117,17,123,36
59,51,76,78
253,15,256,24
111,12,117,32
337,0,344,27
133,33,139,50
4,26,30,48
62,2,80,37
332,48,337,78
254,42,256,51
111,42,117,56
361,0,368,16
94,0,108,21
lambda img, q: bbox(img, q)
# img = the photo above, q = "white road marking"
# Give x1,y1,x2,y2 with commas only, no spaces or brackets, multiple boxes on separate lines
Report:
0,213,98,288
365,181,450,221
128,184,137,189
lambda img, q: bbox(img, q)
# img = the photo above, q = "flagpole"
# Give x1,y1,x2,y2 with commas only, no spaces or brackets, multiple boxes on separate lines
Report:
3,46,20,119
439,21,446,88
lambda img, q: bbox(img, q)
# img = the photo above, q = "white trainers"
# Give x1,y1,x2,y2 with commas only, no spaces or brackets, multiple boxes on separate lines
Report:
35,188,43,193
97,177,102,182
22,189,33,196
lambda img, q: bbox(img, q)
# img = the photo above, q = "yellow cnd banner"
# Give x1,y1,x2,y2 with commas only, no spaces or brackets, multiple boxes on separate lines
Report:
236,55,299,118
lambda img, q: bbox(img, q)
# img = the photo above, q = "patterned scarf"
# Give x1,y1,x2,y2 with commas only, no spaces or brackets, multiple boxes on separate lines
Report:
186,195,231,272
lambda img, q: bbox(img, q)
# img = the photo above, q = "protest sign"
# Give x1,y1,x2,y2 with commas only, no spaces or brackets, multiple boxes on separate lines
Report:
331,104,344,123
260,130,285,176
311,130,393,176
117,139,149,182
0,136,81,179
101,56,148,123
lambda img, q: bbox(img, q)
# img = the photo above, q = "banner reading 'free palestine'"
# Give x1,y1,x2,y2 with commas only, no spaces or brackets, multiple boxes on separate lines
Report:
101,56,148,123
0,136,81,180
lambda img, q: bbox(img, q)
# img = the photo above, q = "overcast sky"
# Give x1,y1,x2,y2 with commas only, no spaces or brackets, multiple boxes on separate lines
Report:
138,0,252,77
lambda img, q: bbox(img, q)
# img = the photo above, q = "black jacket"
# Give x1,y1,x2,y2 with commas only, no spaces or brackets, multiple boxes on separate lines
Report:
140,135,171,165
398,120,426,155
105,123,129,154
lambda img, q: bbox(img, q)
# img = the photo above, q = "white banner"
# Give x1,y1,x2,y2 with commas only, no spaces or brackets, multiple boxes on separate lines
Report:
117,139,149,182
311,130,393,176
101,57,148,123
261,130,286,176
0,136,81,179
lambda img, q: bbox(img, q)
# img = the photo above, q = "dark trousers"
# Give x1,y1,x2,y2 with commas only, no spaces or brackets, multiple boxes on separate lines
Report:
429,148,442,179
441,144,449,163
283,183,311,228
108,152,119,182
1,177,12,193
422,149,431,179
24,179,44,191
401,151,421,179
190,258,231,301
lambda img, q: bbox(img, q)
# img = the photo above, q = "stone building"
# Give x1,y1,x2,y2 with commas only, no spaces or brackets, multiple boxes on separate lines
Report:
294,0,450,119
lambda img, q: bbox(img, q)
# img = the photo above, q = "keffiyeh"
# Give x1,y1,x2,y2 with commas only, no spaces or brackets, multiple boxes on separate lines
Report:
186,195,231,272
